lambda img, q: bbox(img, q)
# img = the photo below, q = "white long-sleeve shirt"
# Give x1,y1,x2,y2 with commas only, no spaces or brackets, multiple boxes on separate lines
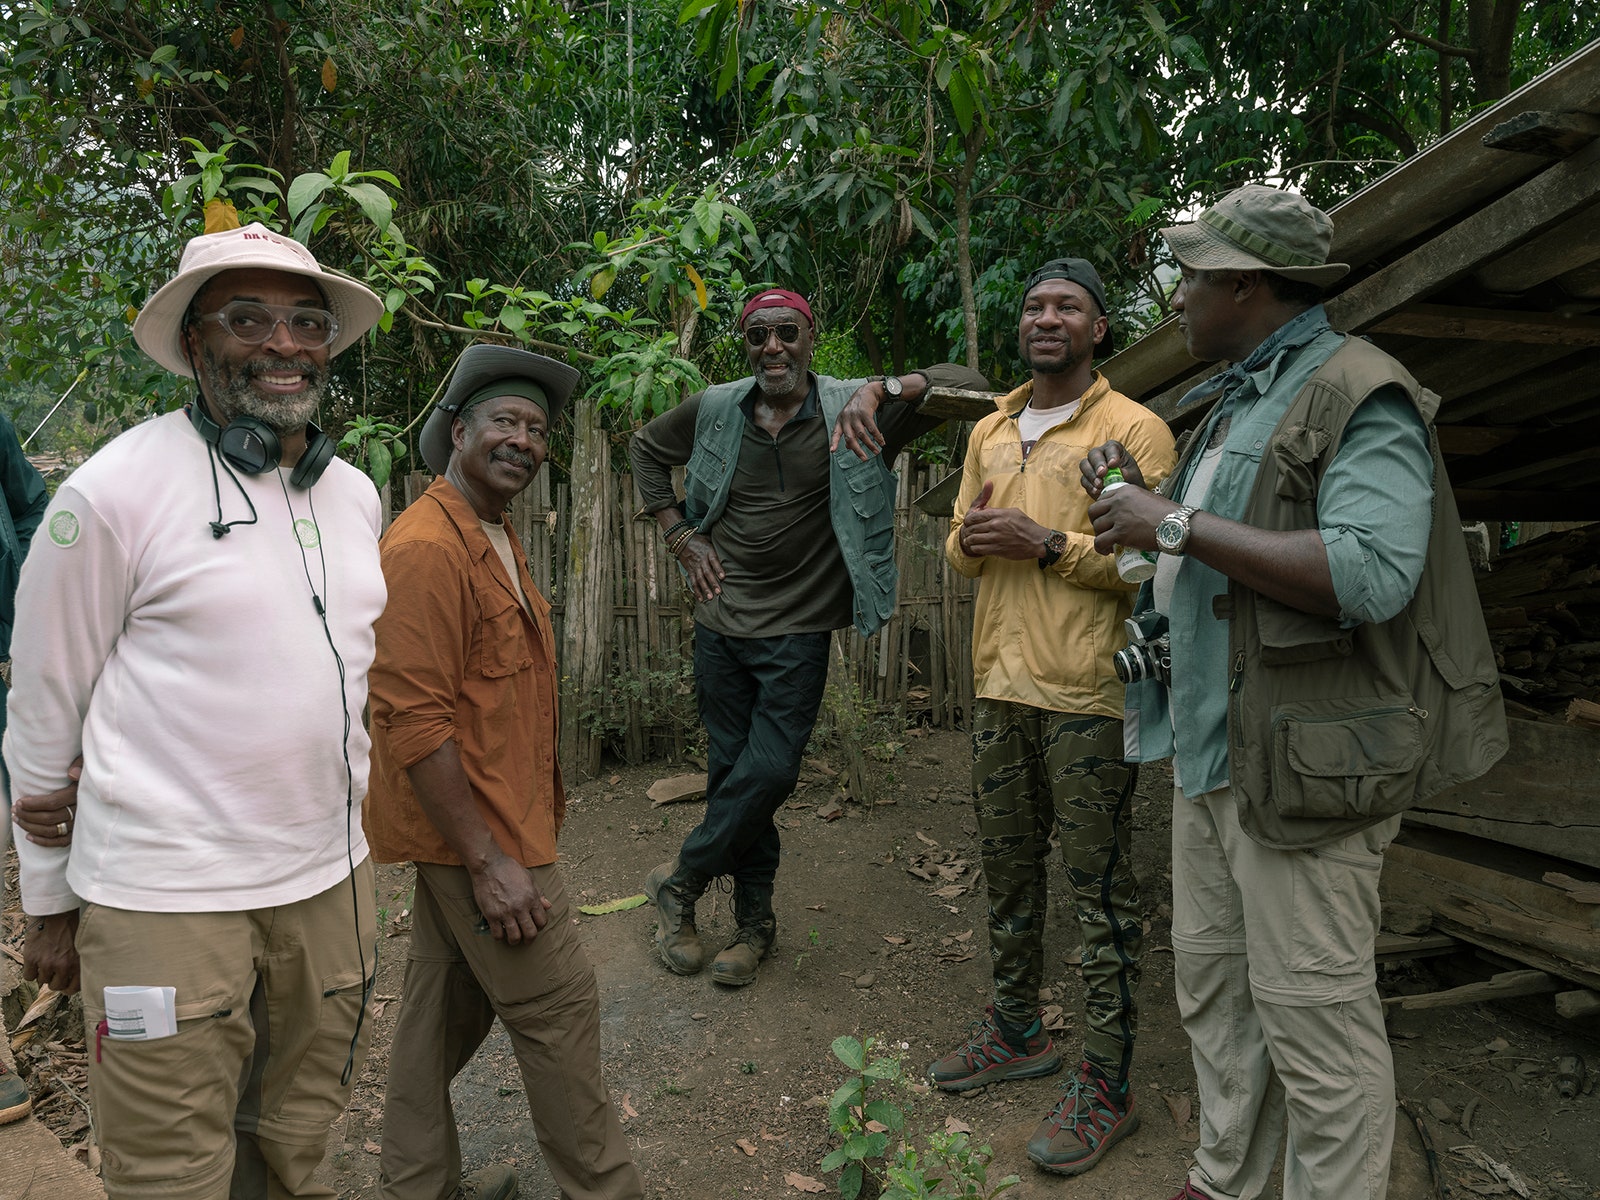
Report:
6,411,386,914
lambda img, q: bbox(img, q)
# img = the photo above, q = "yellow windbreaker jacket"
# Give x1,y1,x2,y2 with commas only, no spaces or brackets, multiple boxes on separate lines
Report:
946,373,1176,718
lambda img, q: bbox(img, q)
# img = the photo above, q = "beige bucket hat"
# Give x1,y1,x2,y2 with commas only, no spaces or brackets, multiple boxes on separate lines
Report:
420,344,581,475
133,223,383,375
1160,184,1350,287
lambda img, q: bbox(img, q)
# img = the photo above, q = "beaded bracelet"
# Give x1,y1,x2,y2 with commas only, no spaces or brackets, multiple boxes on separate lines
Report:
668,527,698,557
662,517,693,543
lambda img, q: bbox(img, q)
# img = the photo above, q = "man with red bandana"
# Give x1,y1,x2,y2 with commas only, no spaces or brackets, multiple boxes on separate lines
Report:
631,289,985,987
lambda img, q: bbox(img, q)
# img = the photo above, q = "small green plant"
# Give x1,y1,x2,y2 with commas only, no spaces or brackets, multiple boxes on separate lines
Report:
795,925,824,970
822,1035,905,1200
881,1133,1019,1199
821,1037,1021,1200
739,1061,757,1075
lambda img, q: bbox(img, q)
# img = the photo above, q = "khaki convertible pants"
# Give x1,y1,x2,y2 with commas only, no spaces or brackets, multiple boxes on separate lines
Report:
79,859,377,1200
1171,785,1399,1200
378,862,642,1200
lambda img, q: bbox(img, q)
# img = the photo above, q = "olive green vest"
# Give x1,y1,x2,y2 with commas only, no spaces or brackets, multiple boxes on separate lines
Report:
682,377,898,638
1227,337,1507,848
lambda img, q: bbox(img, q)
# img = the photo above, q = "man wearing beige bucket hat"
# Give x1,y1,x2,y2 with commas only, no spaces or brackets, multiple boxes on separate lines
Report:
6,222,390,1199
1080,184,1505,1200
364,343,644,1200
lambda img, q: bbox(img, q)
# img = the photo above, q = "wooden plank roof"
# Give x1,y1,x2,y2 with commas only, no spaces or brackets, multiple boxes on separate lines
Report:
1095,39,1600,521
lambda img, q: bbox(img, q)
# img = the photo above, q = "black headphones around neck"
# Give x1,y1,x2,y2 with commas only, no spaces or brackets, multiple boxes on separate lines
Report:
187,399,336,489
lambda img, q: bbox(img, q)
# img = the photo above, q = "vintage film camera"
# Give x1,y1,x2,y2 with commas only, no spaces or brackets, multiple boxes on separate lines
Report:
1112,611,1170,686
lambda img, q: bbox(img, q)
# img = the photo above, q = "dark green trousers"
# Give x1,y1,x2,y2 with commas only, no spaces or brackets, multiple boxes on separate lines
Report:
971,697,1143,1085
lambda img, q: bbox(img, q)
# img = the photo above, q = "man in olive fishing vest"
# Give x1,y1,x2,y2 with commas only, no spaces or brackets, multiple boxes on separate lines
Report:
630,288,985,987
1082,185,1507,1200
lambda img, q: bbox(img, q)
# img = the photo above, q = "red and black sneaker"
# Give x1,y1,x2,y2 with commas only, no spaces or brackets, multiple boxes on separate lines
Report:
1026,1062,1139,1176
927,1007,1061,1093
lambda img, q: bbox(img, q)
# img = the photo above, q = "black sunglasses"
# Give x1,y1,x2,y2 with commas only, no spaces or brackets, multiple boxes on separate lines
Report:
744,322,803,346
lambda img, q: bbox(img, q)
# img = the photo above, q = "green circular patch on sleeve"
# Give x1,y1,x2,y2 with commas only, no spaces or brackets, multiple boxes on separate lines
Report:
48,511,81,547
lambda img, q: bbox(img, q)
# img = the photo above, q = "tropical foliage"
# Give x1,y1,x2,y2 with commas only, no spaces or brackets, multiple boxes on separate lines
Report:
1,0,1593,469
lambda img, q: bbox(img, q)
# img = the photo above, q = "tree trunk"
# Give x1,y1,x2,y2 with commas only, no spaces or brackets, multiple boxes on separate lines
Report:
954,127,984,369
559,397,612,780
1465,0,1522,101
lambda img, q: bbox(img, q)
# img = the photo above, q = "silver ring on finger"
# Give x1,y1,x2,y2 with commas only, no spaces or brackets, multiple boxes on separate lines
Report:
56,822,68,836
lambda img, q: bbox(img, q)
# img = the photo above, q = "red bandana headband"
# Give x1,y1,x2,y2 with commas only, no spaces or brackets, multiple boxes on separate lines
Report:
738,289,814,329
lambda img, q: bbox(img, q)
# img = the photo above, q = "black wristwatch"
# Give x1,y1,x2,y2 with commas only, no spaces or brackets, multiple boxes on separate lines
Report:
879,375,903,398
1039,529,1068,570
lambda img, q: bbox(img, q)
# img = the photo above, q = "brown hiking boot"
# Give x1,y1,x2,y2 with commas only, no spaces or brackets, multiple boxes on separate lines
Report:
457,1164,518,1199
710,883,776,987
645,860,709,975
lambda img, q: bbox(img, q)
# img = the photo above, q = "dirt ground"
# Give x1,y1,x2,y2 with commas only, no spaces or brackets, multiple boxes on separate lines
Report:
6,726,1600,1198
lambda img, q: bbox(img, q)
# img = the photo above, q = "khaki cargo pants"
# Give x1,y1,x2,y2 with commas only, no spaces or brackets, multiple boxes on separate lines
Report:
79,859,377,1200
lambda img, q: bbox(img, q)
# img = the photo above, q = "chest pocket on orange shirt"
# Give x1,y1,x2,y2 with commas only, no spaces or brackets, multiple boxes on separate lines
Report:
474,582,535,678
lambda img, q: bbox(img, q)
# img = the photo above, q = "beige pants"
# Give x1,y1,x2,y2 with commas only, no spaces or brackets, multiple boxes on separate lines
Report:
1170,785,1398,1200
79,859,377,1200
378,862,643,1200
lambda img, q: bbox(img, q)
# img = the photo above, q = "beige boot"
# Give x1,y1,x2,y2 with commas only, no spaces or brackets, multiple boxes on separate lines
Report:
645,860,709,975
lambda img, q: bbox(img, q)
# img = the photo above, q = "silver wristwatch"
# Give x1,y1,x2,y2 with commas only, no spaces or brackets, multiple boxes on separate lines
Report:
880,375,903,398
1154,505,1199,555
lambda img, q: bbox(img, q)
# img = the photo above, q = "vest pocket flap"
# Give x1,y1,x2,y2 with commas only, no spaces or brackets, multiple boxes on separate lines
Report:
1283,707,1422,778
1255,594,1352,662
842,460,891,517
1271,704,1423,821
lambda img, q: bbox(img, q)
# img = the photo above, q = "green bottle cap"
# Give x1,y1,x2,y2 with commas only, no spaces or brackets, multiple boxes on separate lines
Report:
1104,467,1124,486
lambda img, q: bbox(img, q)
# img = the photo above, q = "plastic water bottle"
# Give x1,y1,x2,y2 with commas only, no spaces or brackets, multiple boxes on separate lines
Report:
1101,468,1158,583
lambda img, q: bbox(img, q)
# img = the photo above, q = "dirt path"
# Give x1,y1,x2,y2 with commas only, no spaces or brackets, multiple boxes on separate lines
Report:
6,726,1597,1198
309,729,1598,1200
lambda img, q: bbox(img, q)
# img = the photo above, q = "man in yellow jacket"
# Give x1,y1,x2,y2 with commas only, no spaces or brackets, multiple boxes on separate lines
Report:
930,258,1175,1178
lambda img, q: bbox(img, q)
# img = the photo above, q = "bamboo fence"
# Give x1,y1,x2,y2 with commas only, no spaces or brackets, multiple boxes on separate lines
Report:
390,457,977,765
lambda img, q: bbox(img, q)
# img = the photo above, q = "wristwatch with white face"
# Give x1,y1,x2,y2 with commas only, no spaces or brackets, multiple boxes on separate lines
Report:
880,375,903,398
1155,505,1199,555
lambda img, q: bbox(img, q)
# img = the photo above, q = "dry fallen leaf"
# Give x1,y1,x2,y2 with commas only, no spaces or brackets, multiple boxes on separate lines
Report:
18,984,64,1030
805,904,827,912
883,935,908,945
621,1092,638,1119
786,1171,827,1193
364,1139,382,1154
915,831,939,846
1163,1092,1193,1128
944,1116,973,1134
736,1138,758,1156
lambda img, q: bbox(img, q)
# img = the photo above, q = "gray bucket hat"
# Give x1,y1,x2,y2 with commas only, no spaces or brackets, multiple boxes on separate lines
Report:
133,223,383,375
420,344,580,475
1160,184,1350,287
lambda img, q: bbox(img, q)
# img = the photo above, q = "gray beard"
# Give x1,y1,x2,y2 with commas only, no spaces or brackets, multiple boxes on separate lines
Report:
201,346,326,436
755,361,804,397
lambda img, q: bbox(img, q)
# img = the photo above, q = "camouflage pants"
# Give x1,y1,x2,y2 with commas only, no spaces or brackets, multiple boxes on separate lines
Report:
971,697,1143,1085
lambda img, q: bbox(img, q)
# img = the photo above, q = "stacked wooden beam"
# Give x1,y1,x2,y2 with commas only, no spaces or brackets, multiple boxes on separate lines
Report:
1477,524,1600,711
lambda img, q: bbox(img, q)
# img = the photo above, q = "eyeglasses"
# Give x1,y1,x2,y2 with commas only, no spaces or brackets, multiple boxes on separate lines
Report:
195,301,340,350
744,322,803,347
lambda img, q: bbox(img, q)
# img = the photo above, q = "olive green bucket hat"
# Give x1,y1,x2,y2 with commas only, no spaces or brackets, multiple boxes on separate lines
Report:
1160,184,1350,287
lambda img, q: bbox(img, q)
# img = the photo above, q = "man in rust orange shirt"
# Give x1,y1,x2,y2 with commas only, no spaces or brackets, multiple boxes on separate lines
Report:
365,344,643,1200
